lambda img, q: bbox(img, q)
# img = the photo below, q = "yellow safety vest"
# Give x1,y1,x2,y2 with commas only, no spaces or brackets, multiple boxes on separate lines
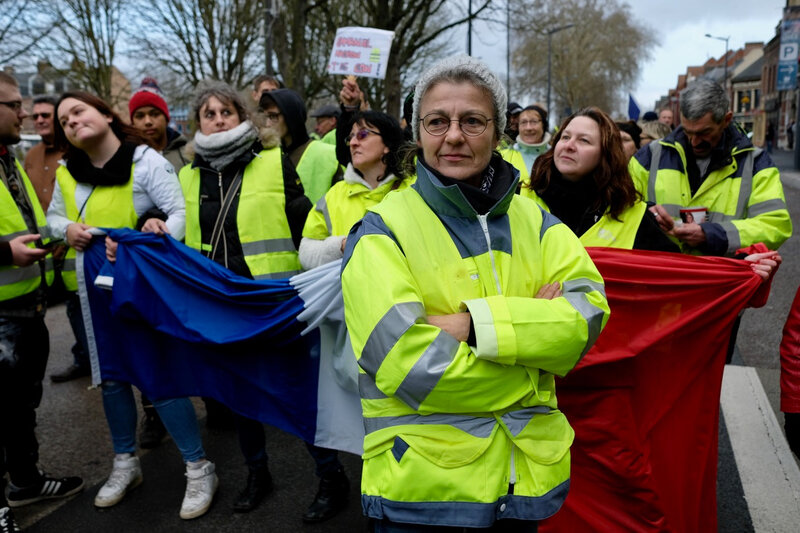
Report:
295,140,341,204
56,165,138,291
302,176,413,239
499,147,529,185
180,147,302,279
629,139,792,254
342,162,609,526
524,188,647,249
0,159,54,300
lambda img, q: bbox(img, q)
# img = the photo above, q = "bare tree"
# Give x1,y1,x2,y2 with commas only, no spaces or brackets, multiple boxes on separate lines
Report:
510,0,654,120
41,0,125,105
127,0,266,91
0,0,52,65
272,0,494,116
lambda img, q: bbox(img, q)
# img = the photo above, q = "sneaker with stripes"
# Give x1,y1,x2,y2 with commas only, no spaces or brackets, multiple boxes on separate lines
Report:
6,474,84,508
0,507,21,533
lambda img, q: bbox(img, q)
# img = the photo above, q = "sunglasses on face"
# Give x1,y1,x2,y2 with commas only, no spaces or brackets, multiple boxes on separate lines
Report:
346,128,381,144
32,112,52,120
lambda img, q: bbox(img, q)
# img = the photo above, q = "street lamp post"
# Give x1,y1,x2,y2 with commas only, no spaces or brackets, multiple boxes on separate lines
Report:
547,23,574,120
705,33,730,97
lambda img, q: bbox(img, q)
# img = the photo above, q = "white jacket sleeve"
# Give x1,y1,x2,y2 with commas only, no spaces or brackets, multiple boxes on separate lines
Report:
46,179,71,240
299,235,346,270
132,145,186,240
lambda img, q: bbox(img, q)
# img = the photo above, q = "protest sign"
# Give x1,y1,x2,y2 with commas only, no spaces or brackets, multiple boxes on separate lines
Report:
327,26,395,79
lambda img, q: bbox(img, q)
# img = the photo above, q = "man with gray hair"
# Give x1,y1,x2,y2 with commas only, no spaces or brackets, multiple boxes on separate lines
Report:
630,77,792,256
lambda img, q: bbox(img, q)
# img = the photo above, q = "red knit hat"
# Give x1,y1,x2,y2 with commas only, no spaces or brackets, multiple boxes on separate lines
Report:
129,77,170,122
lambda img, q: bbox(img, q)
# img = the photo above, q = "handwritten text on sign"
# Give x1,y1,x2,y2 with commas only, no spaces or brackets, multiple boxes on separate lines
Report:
327,27,395,80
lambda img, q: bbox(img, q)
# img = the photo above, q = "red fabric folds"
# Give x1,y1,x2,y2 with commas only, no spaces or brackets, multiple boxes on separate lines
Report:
541,248,765,533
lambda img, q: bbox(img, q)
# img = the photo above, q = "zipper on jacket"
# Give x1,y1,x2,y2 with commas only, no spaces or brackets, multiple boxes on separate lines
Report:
477,214,502,295
509,441,517,486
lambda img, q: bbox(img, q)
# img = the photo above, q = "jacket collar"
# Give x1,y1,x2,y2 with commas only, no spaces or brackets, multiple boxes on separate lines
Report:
412,153,519,219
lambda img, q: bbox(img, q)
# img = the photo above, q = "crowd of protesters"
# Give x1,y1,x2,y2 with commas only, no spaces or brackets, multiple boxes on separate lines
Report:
0,53,796,533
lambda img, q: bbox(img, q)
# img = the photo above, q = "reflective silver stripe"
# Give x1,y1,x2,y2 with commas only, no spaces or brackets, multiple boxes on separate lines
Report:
359,373,388,399
563,289,606,359
316,195,332,235
364,413,496,438
501,406,553,437
707,210,732,223
660,204,681,218
735,150,755,219
720,221,741,255
562,278,606,299
647,142,663,202
253,269,302,280
747,198,787,217
538,208,561,241
394,329,460,409
0,229,31,241
63,258,76,271
241,238,296,256
359,301,425,378
0,263,40,284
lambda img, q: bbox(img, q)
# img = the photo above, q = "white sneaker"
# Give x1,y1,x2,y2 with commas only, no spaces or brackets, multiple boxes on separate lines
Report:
179,460,218,520
94,454,143,508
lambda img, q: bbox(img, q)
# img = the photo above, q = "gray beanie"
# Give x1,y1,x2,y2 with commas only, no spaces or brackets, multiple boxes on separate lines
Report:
412,55,507,142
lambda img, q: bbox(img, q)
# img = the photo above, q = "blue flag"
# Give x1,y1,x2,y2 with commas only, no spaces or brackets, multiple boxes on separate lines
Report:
628,94,641,121
80,229,363,454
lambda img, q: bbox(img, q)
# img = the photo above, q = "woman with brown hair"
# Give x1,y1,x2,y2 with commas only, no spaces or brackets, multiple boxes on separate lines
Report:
523,106,677,251
47,91,218,520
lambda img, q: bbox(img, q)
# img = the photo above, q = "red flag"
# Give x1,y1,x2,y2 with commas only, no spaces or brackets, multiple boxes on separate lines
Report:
541,248,765,533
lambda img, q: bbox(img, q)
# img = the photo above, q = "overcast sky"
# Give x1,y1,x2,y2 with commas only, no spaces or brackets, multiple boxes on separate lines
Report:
471,0,788,113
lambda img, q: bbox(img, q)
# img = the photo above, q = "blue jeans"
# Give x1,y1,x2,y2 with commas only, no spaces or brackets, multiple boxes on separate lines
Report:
101,381,204,462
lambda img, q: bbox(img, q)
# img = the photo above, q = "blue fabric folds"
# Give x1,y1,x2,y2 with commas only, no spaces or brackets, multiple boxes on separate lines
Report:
83,228,319,443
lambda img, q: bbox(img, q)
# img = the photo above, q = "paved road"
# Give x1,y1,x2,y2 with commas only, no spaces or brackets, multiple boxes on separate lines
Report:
12,148,800,532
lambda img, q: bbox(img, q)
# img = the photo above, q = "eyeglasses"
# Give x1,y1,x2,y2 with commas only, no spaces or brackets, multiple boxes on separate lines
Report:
262,112,281,123
0,100,23,113
519,119,542,127
32,112,52,120
346,128,381,144
420,113,492,137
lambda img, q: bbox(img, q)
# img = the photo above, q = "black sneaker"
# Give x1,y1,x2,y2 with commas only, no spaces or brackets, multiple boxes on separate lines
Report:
139,408,167,449
0,507,21,533
49,364,90,383
233,466,273,513
7,474,84,507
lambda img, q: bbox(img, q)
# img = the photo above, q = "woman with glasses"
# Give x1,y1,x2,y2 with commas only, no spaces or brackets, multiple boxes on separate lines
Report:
295,109,410,523
341,55,610,531
502,104,551,187
299,110,410,269
178,80,311,514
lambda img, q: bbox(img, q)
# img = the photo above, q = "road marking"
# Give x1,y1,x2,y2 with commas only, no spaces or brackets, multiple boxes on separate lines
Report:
721,365,800,531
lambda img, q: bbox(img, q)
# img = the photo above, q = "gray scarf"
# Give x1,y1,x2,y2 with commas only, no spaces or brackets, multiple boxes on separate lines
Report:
193,121,259,171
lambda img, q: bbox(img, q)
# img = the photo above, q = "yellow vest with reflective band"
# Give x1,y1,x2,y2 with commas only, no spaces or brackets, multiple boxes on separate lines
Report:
180,147,302,279
56,165,138,291
302,176,414,239
524,188,647,249
499,147,529,185
295,140,340,204
342,171,609,525
0,159,54,300
629,139,792,255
